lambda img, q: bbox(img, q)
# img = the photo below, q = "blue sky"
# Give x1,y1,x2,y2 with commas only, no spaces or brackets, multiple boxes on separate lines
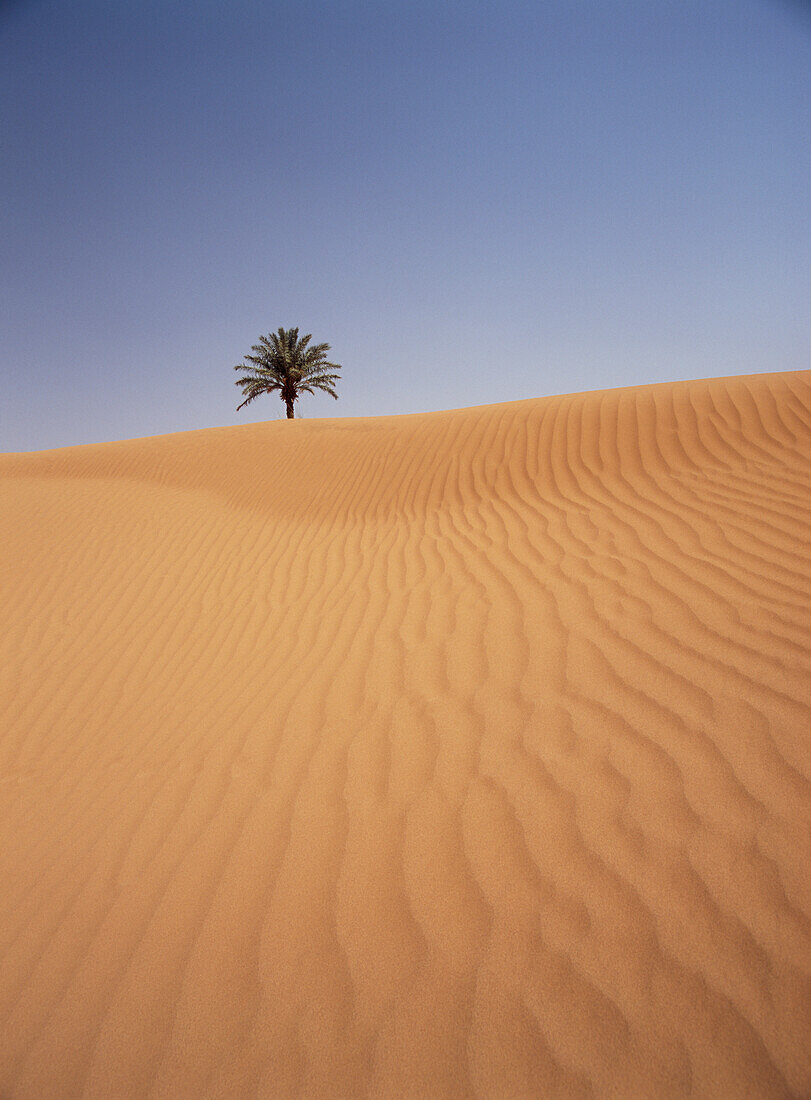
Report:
2,0,808,451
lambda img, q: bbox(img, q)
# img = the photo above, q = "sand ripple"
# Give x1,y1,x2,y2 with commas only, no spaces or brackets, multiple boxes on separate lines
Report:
0,372,809,1097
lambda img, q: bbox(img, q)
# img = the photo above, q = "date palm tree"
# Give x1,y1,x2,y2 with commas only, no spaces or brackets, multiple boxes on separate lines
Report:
234,327,342,419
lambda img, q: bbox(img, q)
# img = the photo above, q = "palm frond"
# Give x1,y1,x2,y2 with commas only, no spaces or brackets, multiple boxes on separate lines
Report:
302,342,331,363
300,370,341,387
299,383,339,400
236,388,267,411
235,376,279,390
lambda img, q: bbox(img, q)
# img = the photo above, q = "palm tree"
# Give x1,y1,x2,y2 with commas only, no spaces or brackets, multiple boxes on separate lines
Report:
234,327,342,419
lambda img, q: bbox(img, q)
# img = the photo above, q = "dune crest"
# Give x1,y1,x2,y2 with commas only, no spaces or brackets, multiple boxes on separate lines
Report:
1,371,809,1097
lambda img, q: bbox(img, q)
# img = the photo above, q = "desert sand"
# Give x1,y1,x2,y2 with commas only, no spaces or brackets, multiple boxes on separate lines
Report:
0,370,809,1098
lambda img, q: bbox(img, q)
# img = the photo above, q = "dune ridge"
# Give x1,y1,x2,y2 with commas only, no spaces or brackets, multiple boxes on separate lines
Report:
1,370,809,1098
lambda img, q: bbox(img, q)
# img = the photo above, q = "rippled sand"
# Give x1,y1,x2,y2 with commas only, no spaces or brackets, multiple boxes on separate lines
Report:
1,371,809,1097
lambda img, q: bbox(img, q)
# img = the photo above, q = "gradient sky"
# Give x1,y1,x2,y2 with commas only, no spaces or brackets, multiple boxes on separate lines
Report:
2,0,809,451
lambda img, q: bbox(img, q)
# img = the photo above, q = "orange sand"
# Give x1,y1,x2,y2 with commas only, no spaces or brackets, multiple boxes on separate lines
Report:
1,371,809,1098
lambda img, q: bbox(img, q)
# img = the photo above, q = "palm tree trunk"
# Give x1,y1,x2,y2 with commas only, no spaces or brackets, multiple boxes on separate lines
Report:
285,396,295,419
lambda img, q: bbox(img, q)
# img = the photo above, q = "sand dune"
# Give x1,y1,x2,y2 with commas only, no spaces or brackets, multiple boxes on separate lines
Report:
1,371,809,1098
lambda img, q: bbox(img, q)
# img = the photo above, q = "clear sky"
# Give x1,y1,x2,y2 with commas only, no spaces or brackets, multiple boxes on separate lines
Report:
2,0,809,451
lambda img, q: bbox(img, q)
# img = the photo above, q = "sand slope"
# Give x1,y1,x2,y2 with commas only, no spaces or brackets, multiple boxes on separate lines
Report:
1,371,809,1098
